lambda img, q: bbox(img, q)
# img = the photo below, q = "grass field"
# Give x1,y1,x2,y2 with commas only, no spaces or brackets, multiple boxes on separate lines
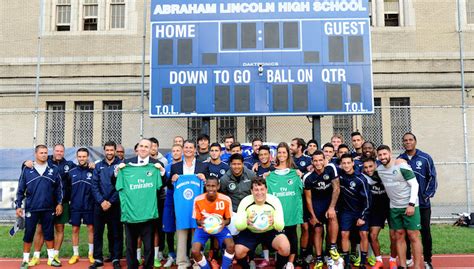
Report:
0,224,473,258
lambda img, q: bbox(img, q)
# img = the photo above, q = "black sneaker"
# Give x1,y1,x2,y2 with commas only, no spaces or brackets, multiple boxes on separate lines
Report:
424,262,434,269
89,261,104,269
294,258,303,267
112,260,121,269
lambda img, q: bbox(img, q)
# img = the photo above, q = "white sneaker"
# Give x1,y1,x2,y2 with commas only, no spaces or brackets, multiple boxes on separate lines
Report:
158,252,164,261
424,261,433,269
304,254,314,264
284,262,295,269
406,259,414,267
164,257,175,268
249,260,256,269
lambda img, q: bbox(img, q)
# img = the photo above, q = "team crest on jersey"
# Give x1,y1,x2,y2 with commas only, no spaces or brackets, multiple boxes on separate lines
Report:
392,170,398,175
323,174,330,180
86,172,92,179
300,161,306,167
416,161,422,169
146,171,153,176
48,168,53,176
287,179,293,185
25,212,31,218
350,181,356,189
113,164,118,170
64,165,70,172
220,169,226,175
183,188,194,200
228,183,236,191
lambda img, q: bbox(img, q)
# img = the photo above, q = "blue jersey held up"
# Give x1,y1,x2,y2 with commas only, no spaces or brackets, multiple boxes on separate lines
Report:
173,174,203,229
16,165,63,212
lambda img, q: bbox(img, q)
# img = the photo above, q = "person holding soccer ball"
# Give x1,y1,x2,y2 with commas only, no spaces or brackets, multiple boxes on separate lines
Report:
191,176,235,269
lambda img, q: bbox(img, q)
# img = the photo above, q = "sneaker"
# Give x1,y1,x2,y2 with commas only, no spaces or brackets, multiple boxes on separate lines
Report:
154,258,162,267
371,261,384,269
406,259,413,267
112,260,121,269
47,257,61,267
351,255,361,266
313,260,324,269
20,261,29,269
389,260,398,269
257,259,270,268
329,248,341,261
250,260,257,269
285,262,295,269
210,259,220,269
68,255,80,265
88,261,104,269
294,258,303,267
28,257,40,267
88,254,95,264
305,255,314,264
368,256,376,266
424,262,433,269
164,256,175,268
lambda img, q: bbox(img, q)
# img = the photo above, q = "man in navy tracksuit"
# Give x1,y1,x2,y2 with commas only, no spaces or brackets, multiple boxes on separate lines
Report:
90,141,123,269
67,148,96,265
338,153,371,269
16,145,63,269
398,132,437,269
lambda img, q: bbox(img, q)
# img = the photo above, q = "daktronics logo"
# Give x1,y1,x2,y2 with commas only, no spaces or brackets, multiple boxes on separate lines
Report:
313,0,367,12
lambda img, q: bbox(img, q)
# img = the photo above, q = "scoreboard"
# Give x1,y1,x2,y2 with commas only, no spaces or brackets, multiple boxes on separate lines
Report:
149,0,373,117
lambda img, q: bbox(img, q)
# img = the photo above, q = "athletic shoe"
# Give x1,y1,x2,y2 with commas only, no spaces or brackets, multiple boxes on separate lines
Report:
406,259,413,267
52,255,61,266
284,262,295,269
20,261,29,269
28,257,40,267
47,257,61,267
88,261,104,269
424,261,433,269
164,256,175,268
351,254,361,266
294,258,303,267
249,260,257,269
68,255,79,265
389,260,398,269
329,248,341,261
154,258,162,267
305,255,314,264
210,259,220,269
112,260,121,269
138,258,144,266
368,255,376,266
371,261,384,269
257,259,270,268
313,260,324,269
88,254,95,264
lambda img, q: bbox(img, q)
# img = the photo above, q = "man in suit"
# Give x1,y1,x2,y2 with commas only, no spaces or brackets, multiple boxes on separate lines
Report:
169,140,209,269
118,139,166,269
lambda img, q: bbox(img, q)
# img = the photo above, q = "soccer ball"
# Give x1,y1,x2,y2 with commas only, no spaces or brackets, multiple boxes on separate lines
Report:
247,204,274,232
203,214,223,234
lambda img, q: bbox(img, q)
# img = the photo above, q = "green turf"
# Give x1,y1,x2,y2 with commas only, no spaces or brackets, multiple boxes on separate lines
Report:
0,224,473,258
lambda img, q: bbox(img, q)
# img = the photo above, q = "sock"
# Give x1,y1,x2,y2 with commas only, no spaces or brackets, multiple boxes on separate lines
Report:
330,243,337,250
343,252,350,265
263,249,269,261
88,244,93,254
237,258,250,269
154,247,159,259
33,251,40,258
376,255,382,262
221,251,235,269
137,248,141,260
168,252,176,259
389,256,397,262
53,249,59,257
73,246,79,256
47,249,54,261
197,256,210,269
23,253,30,262
316,255,323,262
360,251,367,266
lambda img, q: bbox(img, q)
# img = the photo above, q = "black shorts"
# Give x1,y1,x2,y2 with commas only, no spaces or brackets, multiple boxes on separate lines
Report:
368,207,389,228
234,229,284,251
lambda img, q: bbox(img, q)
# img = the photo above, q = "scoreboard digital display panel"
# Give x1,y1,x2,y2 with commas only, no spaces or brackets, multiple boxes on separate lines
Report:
150,0,373,117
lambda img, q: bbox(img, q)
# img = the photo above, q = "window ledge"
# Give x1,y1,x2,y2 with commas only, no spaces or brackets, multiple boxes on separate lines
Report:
370,26,416,33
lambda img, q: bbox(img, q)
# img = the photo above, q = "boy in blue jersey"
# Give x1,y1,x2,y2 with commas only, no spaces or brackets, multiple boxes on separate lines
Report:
207,143,230,178
303,151,341,269
220,134,234,164
68,148,95,265
254,145,275,176
244,138,262,169
350,132,365,158
338,154,371,269
16,145,63,269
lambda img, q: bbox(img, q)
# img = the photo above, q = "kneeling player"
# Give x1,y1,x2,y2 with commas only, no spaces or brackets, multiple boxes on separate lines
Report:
234,177,290,269
191,176,235,269
303,151,341,268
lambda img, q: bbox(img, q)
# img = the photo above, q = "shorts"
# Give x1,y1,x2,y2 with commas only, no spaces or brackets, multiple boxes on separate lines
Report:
368,207,389,228
339,211,368,232
54,202,70,225
234,229,285,251
70,211,93,226
192,227,232,247
302,194,310,222
389,207,421,231
310,199,331,225
24,210,55,243
283,225,298,255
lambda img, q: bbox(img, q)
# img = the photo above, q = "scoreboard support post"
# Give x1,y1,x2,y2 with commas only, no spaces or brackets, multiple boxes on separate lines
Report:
312,115,322,148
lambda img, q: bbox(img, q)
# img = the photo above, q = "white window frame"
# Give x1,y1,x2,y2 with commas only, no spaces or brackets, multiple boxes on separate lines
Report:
369,0,415,28
459,0,474,31
109,0,126,29
82,0,99,31
56,0,72,31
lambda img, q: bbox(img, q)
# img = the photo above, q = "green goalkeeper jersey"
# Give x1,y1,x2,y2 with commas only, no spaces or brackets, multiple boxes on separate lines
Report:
116,163,162,223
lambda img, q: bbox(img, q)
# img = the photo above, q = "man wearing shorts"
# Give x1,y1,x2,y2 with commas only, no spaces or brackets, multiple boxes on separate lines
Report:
377,145,423,269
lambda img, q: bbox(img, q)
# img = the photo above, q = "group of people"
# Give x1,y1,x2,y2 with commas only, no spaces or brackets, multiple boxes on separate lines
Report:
15,131,437,269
